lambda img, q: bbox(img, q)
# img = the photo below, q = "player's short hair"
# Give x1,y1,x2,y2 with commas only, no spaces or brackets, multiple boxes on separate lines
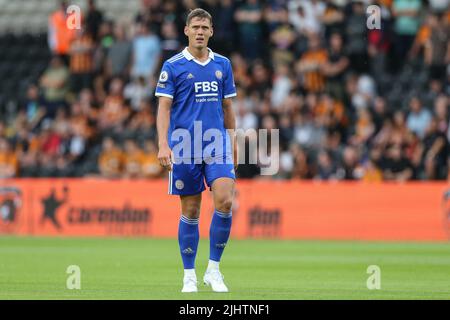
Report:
186,8,212,26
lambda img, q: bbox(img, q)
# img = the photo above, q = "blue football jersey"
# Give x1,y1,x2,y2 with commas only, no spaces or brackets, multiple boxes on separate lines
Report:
155,47,237,161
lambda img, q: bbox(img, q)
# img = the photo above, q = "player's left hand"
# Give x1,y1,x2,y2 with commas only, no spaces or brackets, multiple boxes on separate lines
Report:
158,144,173,171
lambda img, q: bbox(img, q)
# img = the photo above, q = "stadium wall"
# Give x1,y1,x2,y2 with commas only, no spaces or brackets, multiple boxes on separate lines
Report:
0,179,449,242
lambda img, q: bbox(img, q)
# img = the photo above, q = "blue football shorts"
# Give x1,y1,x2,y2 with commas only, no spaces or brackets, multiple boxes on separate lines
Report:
168,154,235,195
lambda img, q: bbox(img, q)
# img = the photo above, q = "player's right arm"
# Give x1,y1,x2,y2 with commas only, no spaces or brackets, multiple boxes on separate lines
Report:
157,96,173,171
155,62,176,171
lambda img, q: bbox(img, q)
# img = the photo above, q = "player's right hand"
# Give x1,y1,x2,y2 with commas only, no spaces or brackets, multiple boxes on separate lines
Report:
158,145,173,171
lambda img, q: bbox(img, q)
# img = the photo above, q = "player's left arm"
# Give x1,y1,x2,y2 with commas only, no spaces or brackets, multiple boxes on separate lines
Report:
222,98,238,170
222,59,238,170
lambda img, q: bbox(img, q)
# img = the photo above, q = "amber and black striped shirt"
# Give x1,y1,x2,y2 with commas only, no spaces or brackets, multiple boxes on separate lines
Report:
70,35,94,74
299,49,328,93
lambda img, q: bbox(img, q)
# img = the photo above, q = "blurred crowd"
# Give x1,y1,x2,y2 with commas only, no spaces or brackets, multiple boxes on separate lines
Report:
0,0,449,181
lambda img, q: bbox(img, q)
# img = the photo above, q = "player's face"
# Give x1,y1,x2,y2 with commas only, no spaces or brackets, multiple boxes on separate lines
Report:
185,17,213,49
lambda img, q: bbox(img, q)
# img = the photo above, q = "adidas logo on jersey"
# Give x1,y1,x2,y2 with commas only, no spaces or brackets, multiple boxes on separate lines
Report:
182,247,195,254
187,73,194,79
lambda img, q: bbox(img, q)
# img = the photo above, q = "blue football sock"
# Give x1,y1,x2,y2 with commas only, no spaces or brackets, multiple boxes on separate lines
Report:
178,215,199,270
209,210,232,262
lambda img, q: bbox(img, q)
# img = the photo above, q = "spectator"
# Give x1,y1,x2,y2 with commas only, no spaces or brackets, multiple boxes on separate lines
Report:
48,1,77,62
235,92,258,131
236,136,261,179
91,20,114,82
383,144,414,181
235,0,263,61
433,95,449,135
367,1,391,79
123,139,144,178
423,79,445,109
428,0,450,12
321,0,345,39
352,74,377,110
424,12,450,82
351,107,375,146
98,20,115,51
98,137,123,178
295,33,328,93
249,62,271,99
264,0,289,32
420,118,448,179
85,0,103,41
40,121,62,158
293,113,326,149
409,12,434,61
337,145,363,180
392,0,422,70
106,24,132,79
277,144,294,179
0,138,18,178
39,56,70,119
406,97,432,139
291,145,313,179
126,103,156,140
271,63,292,109
371,96,390,133
98,78,129,130
131,23,161,81
160,20,182,62
69,28,95,94
230,52,252,89
211,0,235,56
269,23,297,66
315,149,338,180
67,115,88,163
314,93,347,134
390,110,413,148
21,84,46,129
135,0,165,35
288,0,326,36
323,33,349,102
124,76,153,111
362,148,384,182
141,140,163,178
345,0,368,74
279,113,294,146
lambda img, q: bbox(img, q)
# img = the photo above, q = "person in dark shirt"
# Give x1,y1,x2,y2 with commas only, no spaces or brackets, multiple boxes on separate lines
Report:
210,0,236,56
340,146,362,180
316,149,339,180
323,32,349,102
345,0,368,74
383,144,413,181
85,0,103,41
421,118,448,180
237,136,261,179
160,20,182,62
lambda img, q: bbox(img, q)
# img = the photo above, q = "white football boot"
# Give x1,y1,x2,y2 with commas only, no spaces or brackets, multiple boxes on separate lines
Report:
181,274,198,293
203,269,229,292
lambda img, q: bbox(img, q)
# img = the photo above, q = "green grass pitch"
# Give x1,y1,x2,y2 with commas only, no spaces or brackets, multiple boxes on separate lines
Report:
0,237,449,299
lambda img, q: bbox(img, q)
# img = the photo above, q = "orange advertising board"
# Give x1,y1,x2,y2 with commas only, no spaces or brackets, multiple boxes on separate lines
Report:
0,179,449,241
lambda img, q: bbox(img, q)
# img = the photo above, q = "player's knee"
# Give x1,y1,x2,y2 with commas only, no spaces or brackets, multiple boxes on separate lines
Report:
216,197,233,214
183,205,200,219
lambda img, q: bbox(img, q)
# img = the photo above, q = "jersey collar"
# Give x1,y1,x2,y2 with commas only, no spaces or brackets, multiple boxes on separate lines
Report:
182,47,214,66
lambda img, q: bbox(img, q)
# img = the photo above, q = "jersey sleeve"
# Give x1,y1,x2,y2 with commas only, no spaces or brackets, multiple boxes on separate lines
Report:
155,62,175,99
222,59,237,99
